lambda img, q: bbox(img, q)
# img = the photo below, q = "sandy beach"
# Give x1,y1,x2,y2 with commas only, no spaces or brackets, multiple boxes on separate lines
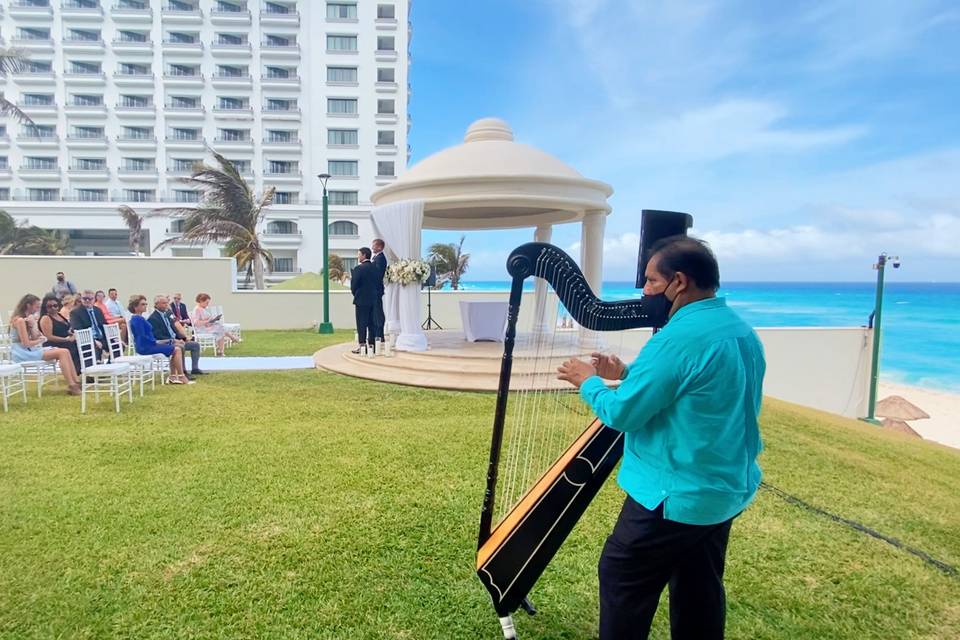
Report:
878,382,960,450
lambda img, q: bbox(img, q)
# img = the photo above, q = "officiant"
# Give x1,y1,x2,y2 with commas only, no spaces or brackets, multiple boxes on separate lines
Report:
371,238,388,341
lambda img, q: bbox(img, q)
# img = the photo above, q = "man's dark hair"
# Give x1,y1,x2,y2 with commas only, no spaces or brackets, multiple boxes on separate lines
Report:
359,247,372,259
108,288,117,294
649,236,720,291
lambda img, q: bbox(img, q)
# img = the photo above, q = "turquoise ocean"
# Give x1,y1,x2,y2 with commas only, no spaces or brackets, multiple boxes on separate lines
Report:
456,281,960,393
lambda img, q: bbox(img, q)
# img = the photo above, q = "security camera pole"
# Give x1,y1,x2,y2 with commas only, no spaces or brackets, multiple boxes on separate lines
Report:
862,252,900,424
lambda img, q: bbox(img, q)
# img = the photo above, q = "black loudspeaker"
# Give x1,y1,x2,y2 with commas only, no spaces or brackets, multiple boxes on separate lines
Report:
422,264,437,289
635,210,694,288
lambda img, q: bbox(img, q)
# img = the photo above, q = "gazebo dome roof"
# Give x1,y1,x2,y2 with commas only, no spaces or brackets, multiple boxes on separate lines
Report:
371,118,613,230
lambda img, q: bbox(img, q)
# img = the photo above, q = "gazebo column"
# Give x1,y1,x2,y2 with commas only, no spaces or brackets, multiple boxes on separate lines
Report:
532,224,553,335
580,211,607,348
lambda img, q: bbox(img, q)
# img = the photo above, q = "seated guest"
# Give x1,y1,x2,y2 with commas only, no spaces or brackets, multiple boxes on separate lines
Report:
59,294,78,323
97,289,128,342
149,295,203,376
193,293,239,357
128,295,192,385
38,294,82,375
9,294,81,395
170,292,192,328
69,289,107,362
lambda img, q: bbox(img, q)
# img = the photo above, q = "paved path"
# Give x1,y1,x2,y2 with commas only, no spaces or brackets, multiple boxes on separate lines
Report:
198,356,314,372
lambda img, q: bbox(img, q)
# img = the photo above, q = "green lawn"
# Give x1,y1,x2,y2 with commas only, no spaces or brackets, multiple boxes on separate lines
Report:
1,366,958,638
223,329,354,357
269,272,349,291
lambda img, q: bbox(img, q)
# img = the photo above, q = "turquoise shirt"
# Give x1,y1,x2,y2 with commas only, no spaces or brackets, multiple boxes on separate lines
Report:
580,297,765,526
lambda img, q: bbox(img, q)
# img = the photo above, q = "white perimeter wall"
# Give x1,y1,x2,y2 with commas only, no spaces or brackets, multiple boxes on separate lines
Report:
0,256,872,419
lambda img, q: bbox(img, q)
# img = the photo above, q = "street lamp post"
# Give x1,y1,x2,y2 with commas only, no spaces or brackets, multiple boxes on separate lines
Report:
862,252,900,425
317,173,334,334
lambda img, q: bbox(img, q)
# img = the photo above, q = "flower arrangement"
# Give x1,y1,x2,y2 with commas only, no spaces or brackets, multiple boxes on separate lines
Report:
385,259,432,285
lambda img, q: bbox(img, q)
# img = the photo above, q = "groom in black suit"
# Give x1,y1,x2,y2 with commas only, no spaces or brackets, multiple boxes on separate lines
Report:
371,238,387,340
351,247,381,354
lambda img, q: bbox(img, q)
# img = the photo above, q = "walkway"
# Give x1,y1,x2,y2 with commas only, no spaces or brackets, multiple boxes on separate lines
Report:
198,356,314,372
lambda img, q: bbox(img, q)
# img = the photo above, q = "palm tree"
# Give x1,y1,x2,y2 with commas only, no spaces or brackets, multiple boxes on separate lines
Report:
427,235,471,290
0,49,34,125
0,210,71,255
117,205,146,254
328,254,346,284
154,151,276,289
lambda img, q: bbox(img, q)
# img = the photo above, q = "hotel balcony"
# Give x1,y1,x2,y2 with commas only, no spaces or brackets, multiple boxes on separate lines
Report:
212,136,254,149
113,71,155,87
66,134,109,149
262,138,301,152
164,106,205,119
115,103,157,117
9,2,54,18
62,37,105,53
164,135,205,148
375,144,399,156
63,71,107,86
65,103,108,118
0,134,9,147
375,48,399,62
112,39,153,54
61,1,104,20
161,6,202,23
261,74,301,89
161,41,204,55
261,230,303,247
210,8,250,25
17,102,58,115
110,3,152,22
116,135,158,150
259,8,299,26
10,38,55,53
210,42,251,57
162,73,205,87
18,166,62,180
117,166,158,178
67,167,110,180
375,81,399,94
16,134,60,148
11,71,55,85
212,107,254,120
211,73,253,88
262,107,301,121
260,43,300,59
262,170,302,183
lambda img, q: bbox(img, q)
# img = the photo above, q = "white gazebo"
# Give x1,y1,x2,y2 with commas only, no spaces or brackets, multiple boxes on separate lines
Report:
370,118,613,351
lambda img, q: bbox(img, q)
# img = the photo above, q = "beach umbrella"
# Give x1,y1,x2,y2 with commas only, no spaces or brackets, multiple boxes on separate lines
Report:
881,418,922,438
875,395,930,421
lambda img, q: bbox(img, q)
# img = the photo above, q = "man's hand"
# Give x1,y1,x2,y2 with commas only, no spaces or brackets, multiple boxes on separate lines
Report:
174,339,185,347
557,358,597,389
591,352,626,381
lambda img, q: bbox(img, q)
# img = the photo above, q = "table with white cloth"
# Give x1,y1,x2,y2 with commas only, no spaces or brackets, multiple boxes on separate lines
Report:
459,300,509,342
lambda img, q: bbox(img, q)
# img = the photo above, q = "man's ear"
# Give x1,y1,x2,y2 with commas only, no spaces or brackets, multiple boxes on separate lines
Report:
674,271,691,295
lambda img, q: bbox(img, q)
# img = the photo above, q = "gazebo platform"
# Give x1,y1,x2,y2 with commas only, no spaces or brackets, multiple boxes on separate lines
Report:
312,330,622,392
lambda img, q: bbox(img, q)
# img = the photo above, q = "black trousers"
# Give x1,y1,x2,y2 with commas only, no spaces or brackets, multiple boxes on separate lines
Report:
373,294,385,340
355,304,377,345
181,340,200,372
598,496,734,640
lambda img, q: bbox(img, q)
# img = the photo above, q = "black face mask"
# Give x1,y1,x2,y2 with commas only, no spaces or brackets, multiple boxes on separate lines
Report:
641,281,677,329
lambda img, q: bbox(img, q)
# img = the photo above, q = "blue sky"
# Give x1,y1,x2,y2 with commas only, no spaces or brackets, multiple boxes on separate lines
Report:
408,0,960,282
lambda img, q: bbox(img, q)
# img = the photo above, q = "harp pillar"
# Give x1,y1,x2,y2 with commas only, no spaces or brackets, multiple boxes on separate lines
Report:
532,224,553,334
580,211,606,294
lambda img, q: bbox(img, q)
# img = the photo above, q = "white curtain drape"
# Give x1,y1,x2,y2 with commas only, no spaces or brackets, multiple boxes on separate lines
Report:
370,200,428,352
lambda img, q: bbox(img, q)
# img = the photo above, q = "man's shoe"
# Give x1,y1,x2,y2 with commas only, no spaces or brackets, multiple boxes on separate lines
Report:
191,369,206,375
350,347,362,354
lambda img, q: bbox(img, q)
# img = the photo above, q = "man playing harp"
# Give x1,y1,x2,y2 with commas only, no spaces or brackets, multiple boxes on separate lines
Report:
558,236,766,640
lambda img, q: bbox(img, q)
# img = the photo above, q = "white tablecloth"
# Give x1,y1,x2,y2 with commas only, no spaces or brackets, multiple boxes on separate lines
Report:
459,301,509,342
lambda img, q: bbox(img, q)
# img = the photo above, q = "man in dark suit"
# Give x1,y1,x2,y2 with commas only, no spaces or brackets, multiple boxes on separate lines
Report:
69,288,106,363
170,292,192,327
149,295,204,376
350,247,381,354
371,238,388,340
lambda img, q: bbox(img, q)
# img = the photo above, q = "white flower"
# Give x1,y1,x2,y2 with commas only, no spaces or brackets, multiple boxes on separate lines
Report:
386,258,432,285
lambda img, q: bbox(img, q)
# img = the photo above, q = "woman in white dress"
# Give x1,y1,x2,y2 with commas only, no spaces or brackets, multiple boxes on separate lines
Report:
192,293,240,356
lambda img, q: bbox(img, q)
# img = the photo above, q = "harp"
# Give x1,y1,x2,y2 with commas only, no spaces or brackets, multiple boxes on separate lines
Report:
476,210,694,639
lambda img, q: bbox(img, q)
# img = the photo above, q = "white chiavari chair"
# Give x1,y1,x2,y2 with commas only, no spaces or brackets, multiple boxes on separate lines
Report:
104,323,155,397
75,327,133,414
0,363,27,412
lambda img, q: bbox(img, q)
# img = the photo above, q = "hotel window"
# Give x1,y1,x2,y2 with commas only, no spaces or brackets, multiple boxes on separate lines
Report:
327,35,358,51
67,29,101,42
327,98,357,115
217,33,246,45
66,0,100,7
218,128,249,141
266,66,293,79
267,220,296,234
328,190,358,206
267,160,297,174
22,124,57,138
169,96,200,109
0,157,8,170
22,94,55,106
377,67,395,83
119,63,151,75
328,129,358,145
267,130,295,143
167,0,196,11
69,61,102,75
377,161,395,177
122,158,155,171
117,31,148,43
264,2,292,14
215,0,243,11
377,99,395,115
274,192,298,204
329,220,358,236
272,257,294,273
167,32,198,44
0,126,6,138
377,130,395,145
227,158,250,173
120,95,152,108
218,97,248,109
73,158,107,170
72,94,104,106
377,4,396,19
377,36,395,52
265,98,295,111
76,189,107,202
25,157,58,170
121,126,152,139
216,65,246,78
72,125,105,139
24,61,53,74
170,158,198,172
327,66,358,83
170,127,200,140
265,34,294,47
124,189,155,202
29,188,60,202
21,0,51,7
328,160,358,177
0,188,9,200
173,190,200,203
168,64,199,77
17,27,51,41
117,0,147,8
327,2,357,19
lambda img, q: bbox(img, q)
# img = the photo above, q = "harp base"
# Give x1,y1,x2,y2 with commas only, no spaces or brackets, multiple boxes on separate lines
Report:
498,615,517,640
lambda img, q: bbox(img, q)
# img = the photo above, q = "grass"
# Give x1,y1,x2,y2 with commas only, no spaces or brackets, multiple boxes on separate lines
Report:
1,352,959,638
270,272,348,291
222,329,355,357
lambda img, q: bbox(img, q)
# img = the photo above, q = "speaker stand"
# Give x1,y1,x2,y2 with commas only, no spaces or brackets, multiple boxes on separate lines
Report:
422,285,443,330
